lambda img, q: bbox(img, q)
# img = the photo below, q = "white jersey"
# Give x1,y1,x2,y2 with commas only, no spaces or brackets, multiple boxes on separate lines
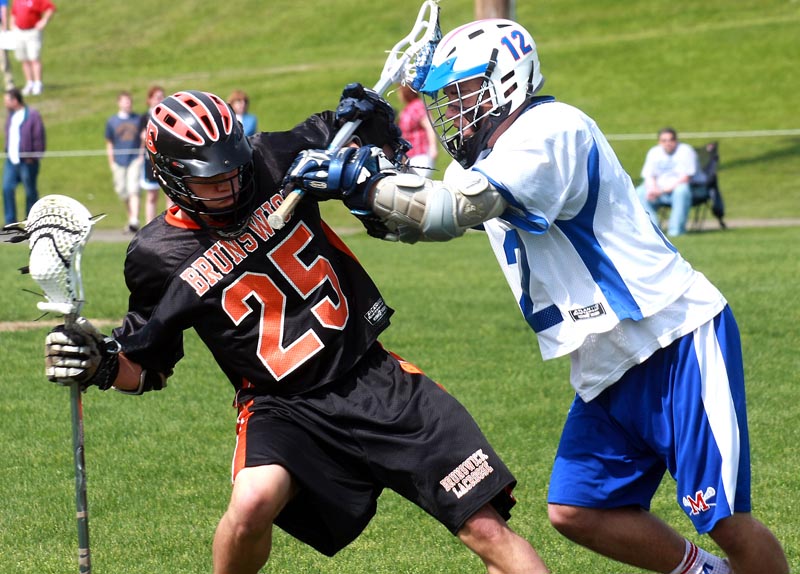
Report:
447,100,726,401
641,141,698,190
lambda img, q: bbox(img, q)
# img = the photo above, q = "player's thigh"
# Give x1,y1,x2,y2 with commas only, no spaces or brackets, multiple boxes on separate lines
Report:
548,391,665,509
350,350,518,533
228,464,296,524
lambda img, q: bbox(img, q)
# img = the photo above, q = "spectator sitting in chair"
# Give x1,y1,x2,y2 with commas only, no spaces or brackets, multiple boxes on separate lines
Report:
636,127,698,237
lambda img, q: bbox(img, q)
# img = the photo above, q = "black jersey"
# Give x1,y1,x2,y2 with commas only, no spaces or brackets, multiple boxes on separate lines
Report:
113,114,394,399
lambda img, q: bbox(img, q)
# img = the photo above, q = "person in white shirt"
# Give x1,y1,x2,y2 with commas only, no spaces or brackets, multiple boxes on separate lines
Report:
283,18,789,574
2,87,44,225
636,127,698,237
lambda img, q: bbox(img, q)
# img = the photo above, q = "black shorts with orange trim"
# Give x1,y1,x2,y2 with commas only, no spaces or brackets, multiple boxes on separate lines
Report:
232,343,518,556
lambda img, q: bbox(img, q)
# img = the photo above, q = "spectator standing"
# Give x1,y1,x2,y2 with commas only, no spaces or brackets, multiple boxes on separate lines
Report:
11,0,55,96
138,84,166,223
2,87,44,225
227,89,258,136
396,83,437,175
0,0,15,90
636,127,698,237
105,90,142,232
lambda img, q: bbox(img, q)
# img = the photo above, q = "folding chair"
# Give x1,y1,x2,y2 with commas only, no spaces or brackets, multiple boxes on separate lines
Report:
688,141,726,230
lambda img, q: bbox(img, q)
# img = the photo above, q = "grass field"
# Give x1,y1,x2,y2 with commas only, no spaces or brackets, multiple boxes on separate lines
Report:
4,0,798,230
1,0,798,572
1,227,798,573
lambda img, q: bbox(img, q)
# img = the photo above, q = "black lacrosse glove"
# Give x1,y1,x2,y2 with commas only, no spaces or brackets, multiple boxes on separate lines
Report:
283,146,387,202
336,83,408,159
45,317,120,391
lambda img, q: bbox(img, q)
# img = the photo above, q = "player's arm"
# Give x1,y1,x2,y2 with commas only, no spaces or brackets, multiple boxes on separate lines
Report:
45,318,169,395
368,170,506,242
283,145,507,242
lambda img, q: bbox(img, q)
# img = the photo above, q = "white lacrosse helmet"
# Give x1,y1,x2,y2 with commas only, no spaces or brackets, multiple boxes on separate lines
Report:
421,19,544,168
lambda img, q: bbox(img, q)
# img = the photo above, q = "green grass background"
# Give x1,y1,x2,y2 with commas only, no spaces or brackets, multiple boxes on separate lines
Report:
8,0,799,229
0,0,798,572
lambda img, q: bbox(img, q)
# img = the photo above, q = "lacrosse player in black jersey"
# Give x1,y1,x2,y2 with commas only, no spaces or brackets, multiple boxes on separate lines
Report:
44,89,549,574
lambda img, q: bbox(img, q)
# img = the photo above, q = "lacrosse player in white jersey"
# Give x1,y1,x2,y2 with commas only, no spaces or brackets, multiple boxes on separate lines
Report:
282,18,789,574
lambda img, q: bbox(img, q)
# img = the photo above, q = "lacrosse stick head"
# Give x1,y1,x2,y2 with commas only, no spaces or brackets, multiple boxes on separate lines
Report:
381,0,442,93
25,195,101,317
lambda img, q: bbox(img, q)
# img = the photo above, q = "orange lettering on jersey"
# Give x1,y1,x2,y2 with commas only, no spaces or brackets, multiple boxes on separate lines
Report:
179,267,210,297
237,232,258,253
247,206,275,241
220,239,247,265
192,256,224,287
205,244,234,274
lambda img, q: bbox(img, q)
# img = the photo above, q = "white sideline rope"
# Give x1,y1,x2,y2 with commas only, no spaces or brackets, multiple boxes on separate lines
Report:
606,129,800,141
1,128,798,159
1,149,142,159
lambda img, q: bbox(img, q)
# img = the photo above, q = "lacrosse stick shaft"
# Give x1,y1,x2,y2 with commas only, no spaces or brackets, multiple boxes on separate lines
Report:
267,0,439,230
70,382,92,573
65,313,91,573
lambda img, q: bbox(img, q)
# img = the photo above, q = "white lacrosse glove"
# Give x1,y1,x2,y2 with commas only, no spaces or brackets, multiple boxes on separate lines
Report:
45,317,120,390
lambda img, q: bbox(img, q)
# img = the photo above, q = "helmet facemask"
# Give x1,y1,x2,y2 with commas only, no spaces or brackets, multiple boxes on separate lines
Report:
425,50,517,168
158,161,257,239
425,75,495,167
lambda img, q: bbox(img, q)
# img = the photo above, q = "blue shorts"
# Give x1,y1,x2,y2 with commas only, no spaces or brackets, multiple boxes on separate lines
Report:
548,306,752,534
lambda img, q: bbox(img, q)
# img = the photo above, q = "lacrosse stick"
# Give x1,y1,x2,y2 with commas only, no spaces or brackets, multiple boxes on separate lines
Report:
23,195,104,574
267,0,441,230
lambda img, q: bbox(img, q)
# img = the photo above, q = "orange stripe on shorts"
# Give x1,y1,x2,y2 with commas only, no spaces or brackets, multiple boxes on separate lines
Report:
231,399,254,483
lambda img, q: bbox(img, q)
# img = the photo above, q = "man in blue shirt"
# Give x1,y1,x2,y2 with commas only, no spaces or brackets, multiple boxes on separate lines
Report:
105,90,142,232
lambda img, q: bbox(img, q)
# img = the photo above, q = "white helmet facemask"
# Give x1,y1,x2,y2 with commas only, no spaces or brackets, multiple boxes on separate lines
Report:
421,19,544,168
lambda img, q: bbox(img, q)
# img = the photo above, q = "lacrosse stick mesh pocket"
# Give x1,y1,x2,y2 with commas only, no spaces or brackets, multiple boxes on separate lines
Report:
26,195,94,315
407,18,442,91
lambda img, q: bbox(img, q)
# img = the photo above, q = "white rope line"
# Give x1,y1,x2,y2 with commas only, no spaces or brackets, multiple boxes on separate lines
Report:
2,148,144,159
606,129,800,142
2,128,799,159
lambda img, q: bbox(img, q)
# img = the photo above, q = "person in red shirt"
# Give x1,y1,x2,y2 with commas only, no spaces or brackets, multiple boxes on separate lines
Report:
397,83,438,175
11,0,55,96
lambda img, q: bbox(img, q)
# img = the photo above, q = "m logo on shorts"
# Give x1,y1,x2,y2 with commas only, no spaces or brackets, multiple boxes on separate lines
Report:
682,486,717,515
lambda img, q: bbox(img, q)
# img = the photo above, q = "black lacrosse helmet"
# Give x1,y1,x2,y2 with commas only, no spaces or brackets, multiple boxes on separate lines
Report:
145,90,256,238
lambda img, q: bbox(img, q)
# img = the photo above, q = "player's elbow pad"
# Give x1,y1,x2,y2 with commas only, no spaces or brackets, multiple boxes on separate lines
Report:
370,172,506,242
